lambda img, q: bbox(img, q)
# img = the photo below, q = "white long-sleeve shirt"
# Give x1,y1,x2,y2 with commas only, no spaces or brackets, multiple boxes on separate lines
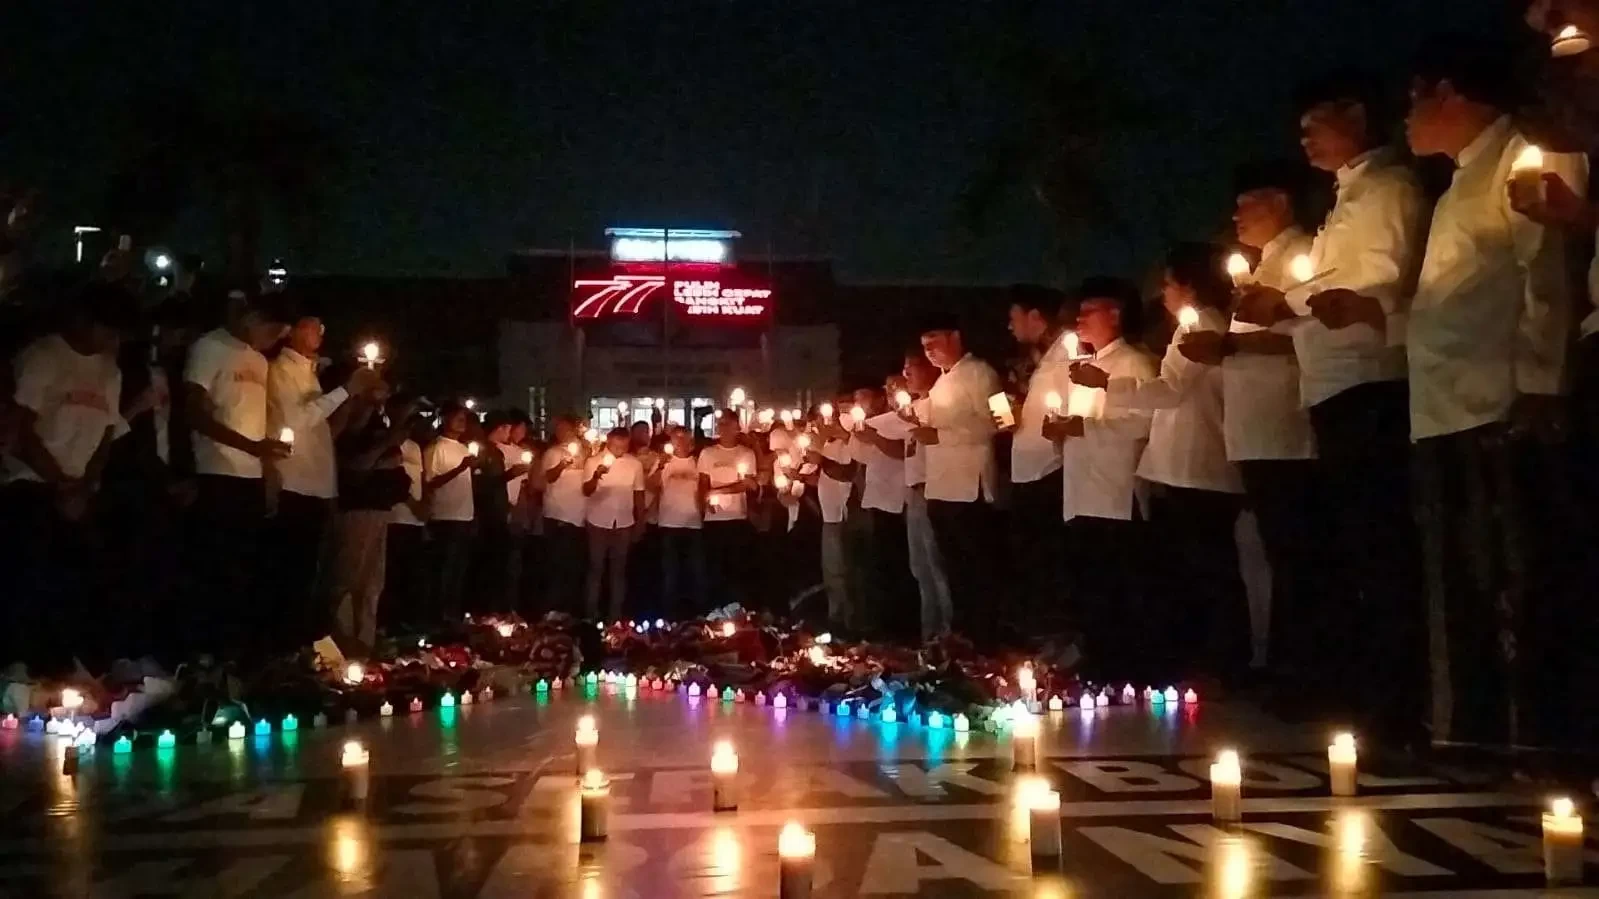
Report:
1224,227,1317,461
1012,334,1075,483
1407,117,1588,441
267,347,349,499
1060,338,1158,521
1288,149,1429,408
923,354,1001,503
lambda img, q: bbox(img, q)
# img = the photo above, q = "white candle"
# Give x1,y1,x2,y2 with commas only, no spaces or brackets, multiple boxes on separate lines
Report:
1543,797,1584,885
575,715,598,775
711,741,739,811
818,402,834,423
1028,788,1063,864
795,434,811,451
379,700,393,717
342,740,370,802
1043,391,1063,419
579,768,610,843
664,442,676,457
467,441,480,457
1328,732,1358,797
1211,750,1243,822
778,821,816,899
1012,710,1039,771
735,461,749,478
1226,252,1253,287
1177,305,1201,330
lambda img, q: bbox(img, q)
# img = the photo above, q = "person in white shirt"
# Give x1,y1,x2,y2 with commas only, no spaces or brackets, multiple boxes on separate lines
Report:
183,290,293,656
1043,277,1157,679
850,385,920,642
383,408,431,632
498,415,534,612
0,286,134,674
1399,37,1588,749
807,407,858,632
912,320,1003,648
1228,71,1430,727
895,353,953,641
266,313,379,650
998,286,1075,638
653,426,706,619
1073,246,1248,682
423,403,479,622
539,416,590,615
581,427,646,620
698,412,759,608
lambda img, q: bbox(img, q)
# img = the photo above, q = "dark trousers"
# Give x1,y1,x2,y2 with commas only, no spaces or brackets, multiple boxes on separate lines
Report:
428,520,475,623
1416,423,1584,749
1011,471,1068,636
1067,514,1146,680
271,491,332,651
190,474,267,657
542,519,588,616
1237,459,1334,682
97,479,182,665
1308,380,1425,740
381,523,428,631
1564,335,1599,746
927,498,1002,650
868,509,920,643
660,527,708,621
0,482,94,675
1146,484,1248,682
703,519,756,610
472,518,511,615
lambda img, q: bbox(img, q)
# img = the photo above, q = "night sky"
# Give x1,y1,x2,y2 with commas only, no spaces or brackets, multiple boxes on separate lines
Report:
3,0,1516,286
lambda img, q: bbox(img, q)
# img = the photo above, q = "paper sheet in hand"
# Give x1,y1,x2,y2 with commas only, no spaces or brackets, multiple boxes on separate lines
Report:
864,411,914,440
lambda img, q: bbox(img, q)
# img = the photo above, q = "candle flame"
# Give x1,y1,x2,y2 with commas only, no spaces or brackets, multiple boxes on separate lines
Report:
1333,732,1356,752
1226,252,1252,280
729,387,747,407
1512,144,1545,172
894,389,912,409
774,473,789,490
1552,796,1577,818
567,442,580,456
1216,749,1240,770
467,441,480,456
710,740,739,774
581,768,607,791
61,688,82,710
341,740,368,767
721,621,736,638
280,427,295,444
520,450,533,464
361,341,381,362
344,662,364,685
1290,254,1316,284
850,405,866,424
1178,306,1201,328
818,402,834,420
1044,391,1062,412
602,452,616,467
778,822,816,859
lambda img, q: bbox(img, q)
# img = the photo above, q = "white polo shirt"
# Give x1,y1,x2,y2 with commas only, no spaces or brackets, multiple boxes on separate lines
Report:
698,443,757,522
423,436,474,522
657,454,703,529
852,431,905,513
817,437,854,523
923,354,1001,503
391,438,425,526
6,335,126,483
1061,338,1158,522
1012,335,1074,483
1223,227,1317,462
185,328,269,479
583,454,646,529
541,445,588,527
267,347,349,499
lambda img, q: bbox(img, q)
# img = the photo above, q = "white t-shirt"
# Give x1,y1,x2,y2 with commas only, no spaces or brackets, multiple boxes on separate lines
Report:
697,442,757,522
391,438,424,526
851,432,905,513
541,445,588,527
6,335,126,483
424,436,475,522
817,438,854,524
184,328,269,479
657,454,702,529
583,454,646,528
498,442,528,507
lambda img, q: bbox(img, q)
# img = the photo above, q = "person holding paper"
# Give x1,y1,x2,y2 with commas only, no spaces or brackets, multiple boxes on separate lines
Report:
850,386,919,642
914,317,1003,648
896,352,953,641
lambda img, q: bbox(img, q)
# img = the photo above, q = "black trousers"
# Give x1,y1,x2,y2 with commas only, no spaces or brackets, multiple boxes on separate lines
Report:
189,474,267,658
271,491,333,651
1146,484,1248,683
703,519,756,612
0,482,95,675
472,517,511,615
660,527,708,621
1011,470,1068,636
1308,380,1425,741
1415,422,1584,749
1237,459,1334,682
867,509,920,643
381,523,429,631
1564,334,1599,747
541,519,588,617
1066,514,1146,680
428,520,475,624
927,498,1003,650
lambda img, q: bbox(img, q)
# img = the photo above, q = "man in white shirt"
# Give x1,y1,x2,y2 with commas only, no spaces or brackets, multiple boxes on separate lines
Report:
540,415,590,615
1000,286,1075,636
654,426,706,619
423,402,479,622
1,287,134,674
894,355,953,641
808,410,857,631
1400,37,1588,748
912,320,1003,648
384,407,431,632
1229,71,1430,729
1044,278,1157,676
851,385,920,642
183,290,293,656
582,427,646,621
698,412,759,608
267,313,379,650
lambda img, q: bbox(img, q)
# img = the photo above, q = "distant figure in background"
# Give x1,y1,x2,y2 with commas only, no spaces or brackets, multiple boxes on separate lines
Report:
473,410,529,613
582,427,645,620
383,401,432,632
539,415,589,615
423,403,477,623
330,392,412,649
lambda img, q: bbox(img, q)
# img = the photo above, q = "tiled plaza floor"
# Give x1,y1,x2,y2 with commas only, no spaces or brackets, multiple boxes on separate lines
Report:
0,683,1591,897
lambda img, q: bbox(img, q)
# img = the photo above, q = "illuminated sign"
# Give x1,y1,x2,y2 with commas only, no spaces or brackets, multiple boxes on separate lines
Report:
605,227,740,265
572,273,772,323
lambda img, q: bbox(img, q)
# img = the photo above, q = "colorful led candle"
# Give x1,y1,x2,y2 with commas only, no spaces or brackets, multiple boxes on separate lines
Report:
927,711,946,729
1211,750,1243,823
778,822,816,899
1184,688,1199,705
1163,686,1179,704
114,735,133,754
1123,684,1137,705
379,701,393,717
535,679,548,693
313,712,328,729
722,686,735,703
773,693,788,710
953,713,970,733
227,721,246,740
688,682,702,698
460,690,474,706
281,714,298,732
1328,733,1358,797
711,741,739,812
1,714,16,730
408,697,423,714
881,705,898,724
1047,694,1064,712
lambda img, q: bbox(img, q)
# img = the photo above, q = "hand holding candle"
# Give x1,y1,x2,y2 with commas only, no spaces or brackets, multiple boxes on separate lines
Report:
1226,252,1254,287
1044,391,1063,420
1510,144,1546,207
1177,305,1201,330
987,392,1016,429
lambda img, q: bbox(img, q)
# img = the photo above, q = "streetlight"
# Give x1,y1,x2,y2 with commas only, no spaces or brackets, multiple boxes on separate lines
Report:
153,254,172,270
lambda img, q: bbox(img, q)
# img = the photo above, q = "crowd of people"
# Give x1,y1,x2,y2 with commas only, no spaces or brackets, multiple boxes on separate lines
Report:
7,18,1599,759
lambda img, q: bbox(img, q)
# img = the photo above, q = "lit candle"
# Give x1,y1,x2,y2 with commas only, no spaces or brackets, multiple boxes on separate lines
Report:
460,689,474,705
795,433,811,451
1012,709,1039,771
1122,684,1137,705
849,405,866,428
1044,391,1063,419
773,693,788,710
818,402,834,423
735,461,749,478
360,341,382,369
893,389,912,409
0,714,16,730
379,700,394,717
466,441,480,457
579,768,610,843
584,428,600,444
754,691,766,706
1177,306,1201,330
1512,144,1546,197
778,821,816,899
1226,252,1253,287
1183,688,1199,705
1062,331,1083,359
440,691,456,709
520,449,533,465
1543,797,1584,885
710,741,739,811
953,713,970,733
1046,694,1064,713
688,682,702,698
497,622,515,638
344,662,364,685
279,427,295,447
1328,732,1358,798
227,720,246,741
780,409,795,427
1163,686,1180,704
806,645,826,666
721,620,736,638
342,739,370,802
408,697,423,714
1028,787,1064,865
1289,253,1316,284
61,688,83,715
1211,749,1243,822
566,441,581,458
479,686,493,702
1554,24,1594,58
774,472,790,491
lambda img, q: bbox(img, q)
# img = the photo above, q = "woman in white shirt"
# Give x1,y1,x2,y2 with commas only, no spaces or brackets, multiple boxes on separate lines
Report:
581,427,646,621
1072,243,1248,683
